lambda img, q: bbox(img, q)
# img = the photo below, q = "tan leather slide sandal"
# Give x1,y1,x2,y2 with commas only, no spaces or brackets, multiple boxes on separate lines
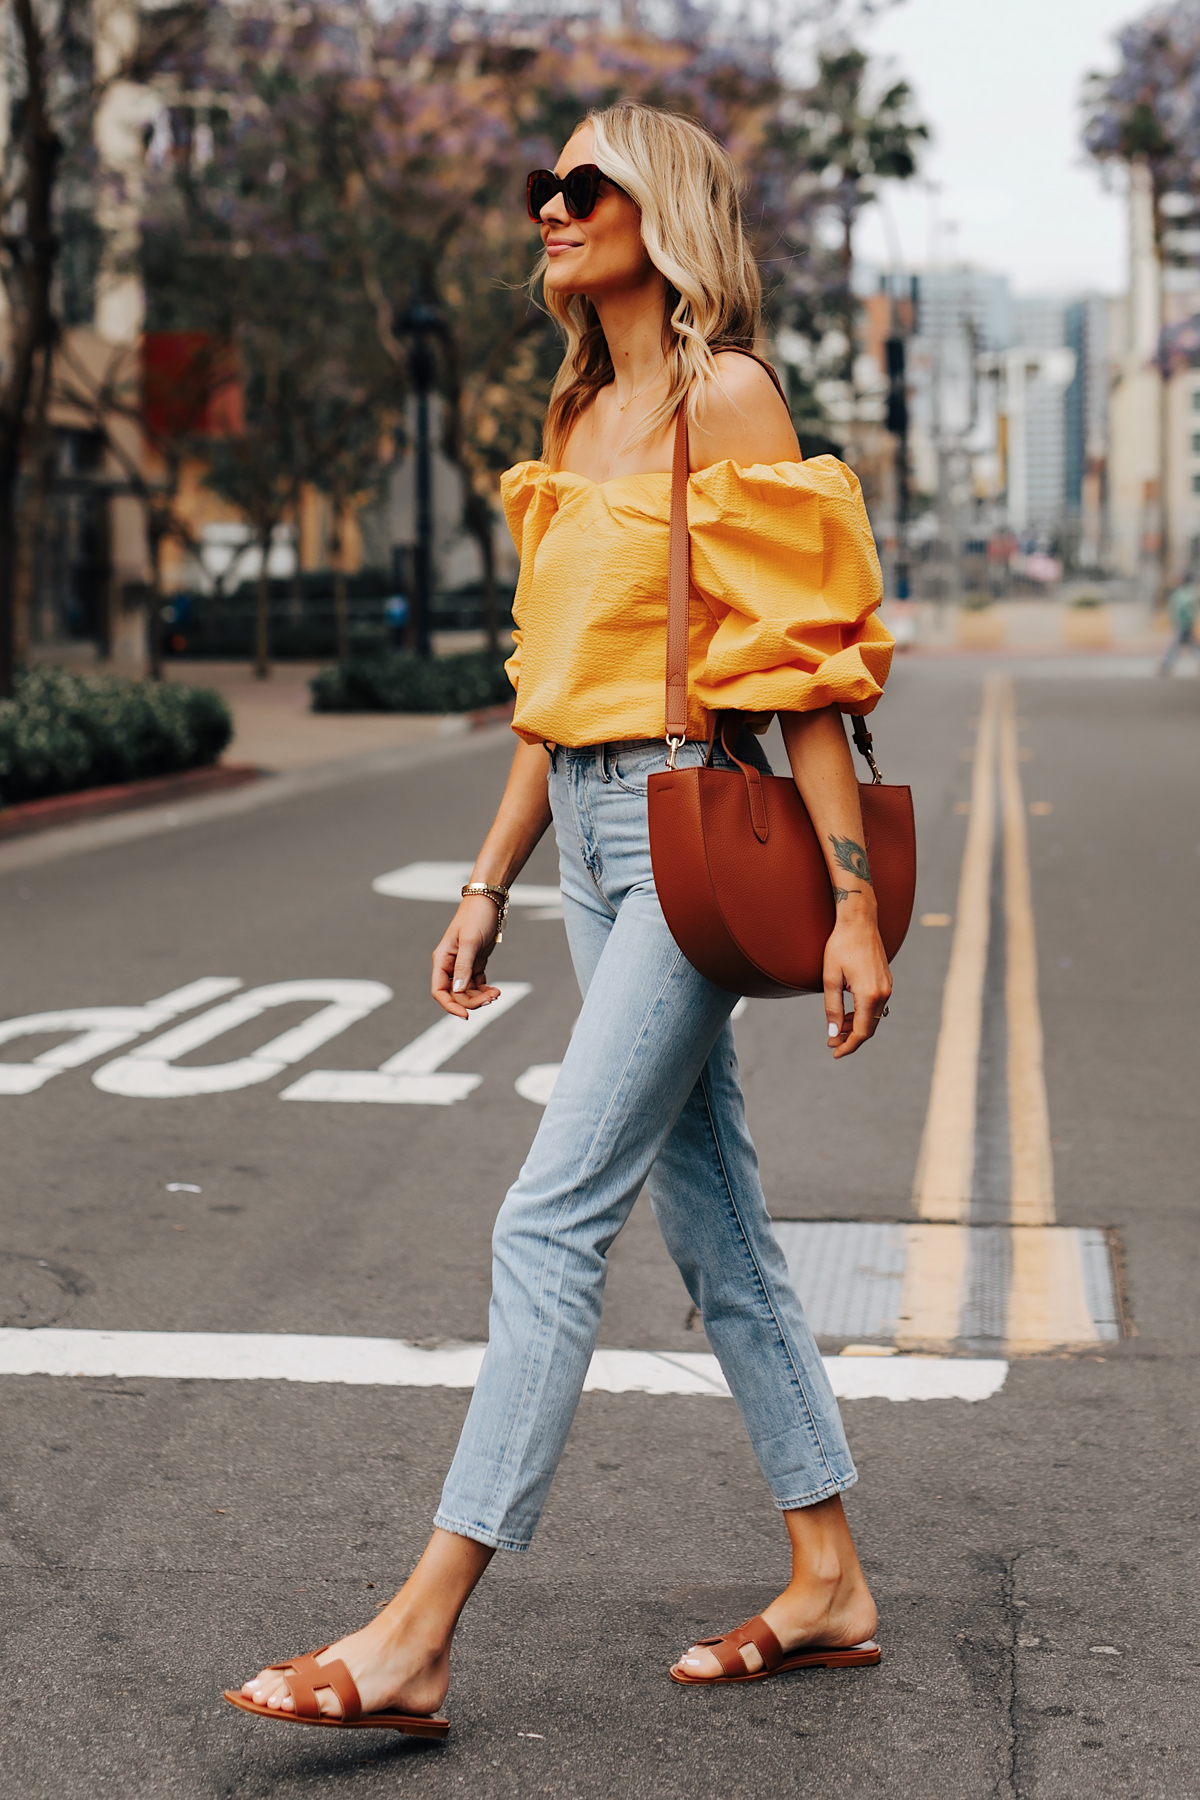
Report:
670,1613,880,1685
223,1646,449,1738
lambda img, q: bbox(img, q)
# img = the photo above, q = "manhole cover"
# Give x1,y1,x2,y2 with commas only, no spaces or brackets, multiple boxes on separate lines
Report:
0,1253,90,1327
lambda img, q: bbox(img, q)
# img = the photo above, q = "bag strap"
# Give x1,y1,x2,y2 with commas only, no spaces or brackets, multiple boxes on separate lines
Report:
665,350,784,760
664,403,691,756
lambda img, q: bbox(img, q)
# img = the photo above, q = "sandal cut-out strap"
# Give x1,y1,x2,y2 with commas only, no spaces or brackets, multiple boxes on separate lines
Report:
222,1645,450,1738
694,1614,784,1677
672,1617,881,1686
268,1647,362,1722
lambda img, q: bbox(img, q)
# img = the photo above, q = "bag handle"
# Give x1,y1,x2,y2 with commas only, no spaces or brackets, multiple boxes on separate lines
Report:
663,374,883,783
850,714,883,784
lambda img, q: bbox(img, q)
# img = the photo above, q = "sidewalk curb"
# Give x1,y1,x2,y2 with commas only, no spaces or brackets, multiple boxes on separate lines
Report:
0,763,261,844
0,721,517,875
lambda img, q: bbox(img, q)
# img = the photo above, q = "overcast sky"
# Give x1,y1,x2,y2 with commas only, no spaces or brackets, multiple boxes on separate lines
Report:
853,0,1141,296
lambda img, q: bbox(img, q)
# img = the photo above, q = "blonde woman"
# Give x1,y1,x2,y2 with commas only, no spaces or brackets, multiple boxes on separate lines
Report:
229,100,893,1737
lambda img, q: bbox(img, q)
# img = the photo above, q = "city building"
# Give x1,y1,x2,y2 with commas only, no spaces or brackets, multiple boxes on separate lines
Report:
854,260,1119,594
1106,162,1200,587
1012,297,1071,539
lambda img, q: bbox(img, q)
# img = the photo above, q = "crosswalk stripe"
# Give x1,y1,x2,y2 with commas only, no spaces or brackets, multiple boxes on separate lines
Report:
0,1328,1008,1403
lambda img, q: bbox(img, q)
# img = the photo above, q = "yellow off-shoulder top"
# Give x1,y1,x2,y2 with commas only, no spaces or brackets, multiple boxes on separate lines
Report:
499,454,892,748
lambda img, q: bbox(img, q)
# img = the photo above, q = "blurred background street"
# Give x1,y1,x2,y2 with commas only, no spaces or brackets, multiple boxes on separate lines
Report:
2,1,1200,1797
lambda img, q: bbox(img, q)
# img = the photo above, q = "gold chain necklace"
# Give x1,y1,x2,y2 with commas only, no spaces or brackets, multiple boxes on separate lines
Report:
613,362,667,413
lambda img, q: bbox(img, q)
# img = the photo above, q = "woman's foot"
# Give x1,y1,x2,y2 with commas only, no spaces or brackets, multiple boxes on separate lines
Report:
238,1527,494,1720
670,1494,878,1681
670,1579,877,1679
240,1605,450,1720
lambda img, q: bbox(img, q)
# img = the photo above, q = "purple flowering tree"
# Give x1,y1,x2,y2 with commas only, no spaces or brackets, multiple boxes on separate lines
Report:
138,1,921,656
1085,1,1200,589
0,0,212,696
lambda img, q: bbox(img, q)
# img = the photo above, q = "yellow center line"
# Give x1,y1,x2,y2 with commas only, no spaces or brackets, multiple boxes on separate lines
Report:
911,674,1001,1221
997,684,1098,1349
901,672,1102,1352
1007,1226,1097,1353
895,1223,971,1352
998,678,1056,1226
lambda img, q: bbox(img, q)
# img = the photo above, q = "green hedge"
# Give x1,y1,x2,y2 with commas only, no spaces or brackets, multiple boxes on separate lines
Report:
0,667,233,808
311,649,515,714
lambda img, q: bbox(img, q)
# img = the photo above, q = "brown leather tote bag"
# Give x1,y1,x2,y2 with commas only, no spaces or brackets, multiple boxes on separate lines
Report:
646,407,917,999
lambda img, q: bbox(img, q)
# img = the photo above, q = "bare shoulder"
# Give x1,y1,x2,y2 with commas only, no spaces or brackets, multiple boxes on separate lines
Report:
689,352,800,470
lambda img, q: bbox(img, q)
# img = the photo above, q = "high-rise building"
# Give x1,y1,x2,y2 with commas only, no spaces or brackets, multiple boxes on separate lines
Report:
901,271,1079,549
915,268,1015,354
1013,299,1068,538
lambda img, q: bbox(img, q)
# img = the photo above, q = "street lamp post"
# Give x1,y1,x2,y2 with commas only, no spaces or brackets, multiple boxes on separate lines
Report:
396,303,442,660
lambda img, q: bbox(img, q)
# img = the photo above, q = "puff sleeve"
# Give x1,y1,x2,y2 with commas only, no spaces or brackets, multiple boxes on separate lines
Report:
499,462,562,696
687,456,892,715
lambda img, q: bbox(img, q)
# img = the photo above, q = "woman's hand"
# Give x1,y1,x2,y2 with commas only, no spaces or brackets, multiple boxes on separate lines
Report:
822,896,892,1059
428,738,554,1020
431,896,505,1020
777,707,893,1059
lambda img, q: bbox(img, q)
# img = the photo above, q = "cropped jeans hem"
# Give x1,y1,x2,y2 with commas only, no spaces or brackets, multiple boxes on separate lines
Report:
771,1472,857,1513
431,1512,534,1554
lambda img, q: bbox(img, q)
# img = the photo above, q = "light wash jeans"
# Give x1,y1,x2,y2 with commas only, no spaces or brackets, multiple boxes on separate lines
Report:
434,737,856,1552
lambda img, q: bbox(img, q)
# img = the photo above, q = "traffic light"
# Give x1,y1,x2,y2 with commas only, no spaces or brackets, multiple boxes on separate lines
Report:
885,336,907,437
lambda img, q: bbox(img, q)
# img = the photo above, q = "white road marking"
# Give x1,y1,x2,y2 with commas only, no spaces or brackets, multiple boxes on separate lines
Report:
372,862,561,908
515,1063,560,1105
0,1327,1008,1401
826,1355,1008,1402
93,980,392,1098
0,979,243,1095
283,982,532,1104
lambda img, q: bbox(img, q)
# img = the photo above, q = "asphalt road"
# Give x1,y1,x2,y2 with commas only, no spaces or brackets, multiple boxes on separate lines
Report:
1,655,1197,1799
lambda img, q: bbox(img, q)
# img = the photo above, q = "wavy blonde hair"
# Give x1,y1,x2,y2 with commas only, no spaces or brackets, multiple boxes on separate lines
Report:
537,101,762,465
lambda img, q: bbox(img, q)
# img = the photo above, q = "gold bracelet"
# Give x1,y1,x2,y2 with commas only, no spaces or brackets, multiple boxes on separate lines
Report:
461,881,510,944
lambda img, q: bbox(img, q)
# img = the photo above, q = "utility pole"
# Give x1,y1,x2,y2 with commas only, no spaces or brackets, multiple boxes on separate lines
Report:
885,275,915,603
1155,333,1172,605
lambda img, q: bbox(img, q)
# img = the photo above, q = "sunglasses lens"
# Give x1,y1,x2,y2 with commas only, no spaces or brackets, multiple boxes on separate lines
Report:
527,171,557,219
563,167,602,219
